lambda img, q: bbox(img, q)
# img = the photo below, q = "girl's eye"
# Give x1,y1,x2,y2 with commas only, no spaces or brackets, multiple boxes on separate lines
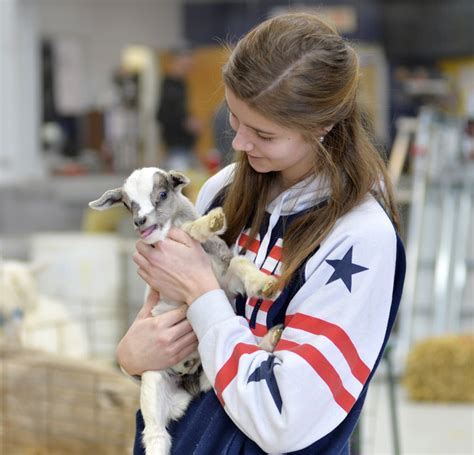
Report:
228,112,238,130
228,110,273,142
159,191,167,200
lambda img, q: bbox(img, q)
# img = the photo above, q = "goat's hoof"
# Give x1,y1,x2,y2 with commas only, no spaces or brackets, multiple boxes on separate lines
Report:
258,324,284,352
270,324,284,346
261,278,278,299
209,209,225,233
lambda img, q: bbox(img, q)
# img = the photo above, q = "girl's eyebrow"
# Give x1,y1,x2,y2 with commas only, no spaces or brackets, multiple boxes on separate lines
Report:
224,100,277,136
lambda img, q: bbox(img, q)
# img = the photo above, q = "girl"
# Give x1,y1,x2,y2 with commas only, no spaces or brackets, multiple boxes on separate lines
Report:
118,12,406,454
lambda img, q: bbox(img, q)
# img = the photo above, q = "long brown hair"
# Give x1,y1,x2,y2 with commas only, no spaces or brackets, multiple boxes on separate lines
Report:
221,13,400,285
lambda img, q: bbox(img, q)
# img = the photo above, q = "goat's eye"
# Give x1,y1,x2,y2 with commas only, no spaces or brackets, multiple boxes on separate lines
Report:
123,202,130,211
159,191,167,200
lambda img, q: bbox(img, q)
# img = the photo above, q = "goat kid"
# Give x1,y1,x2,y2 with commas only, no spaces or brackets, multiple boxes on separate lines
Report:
0,259,89,358
89,167,283,455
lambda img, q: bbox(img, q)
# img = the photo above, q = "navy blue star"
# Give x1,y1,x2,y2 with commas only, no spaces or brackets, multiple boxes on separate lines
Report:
325,246,368,292
248,355,282,413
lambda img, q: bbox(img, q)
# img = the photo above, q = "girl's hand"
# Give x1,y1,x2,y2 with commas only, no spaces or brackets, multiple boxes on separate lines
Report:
116,288,198,376
133,228,221,305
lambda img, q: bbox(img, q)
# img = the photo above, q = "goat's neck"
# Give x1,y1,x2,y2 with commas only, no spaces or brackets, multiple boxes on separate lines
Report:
171,193,199,228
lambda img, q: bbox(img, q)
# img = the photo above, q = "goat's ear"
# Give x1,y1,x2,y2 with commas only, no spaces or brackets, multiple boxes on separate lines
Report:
28,261,49,275
88,188,123,211
168,170,190,190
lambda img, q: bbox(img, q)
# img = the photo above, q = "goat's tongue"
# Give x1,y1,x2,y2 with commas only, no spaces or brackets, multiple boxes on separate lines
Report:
140,225,157,238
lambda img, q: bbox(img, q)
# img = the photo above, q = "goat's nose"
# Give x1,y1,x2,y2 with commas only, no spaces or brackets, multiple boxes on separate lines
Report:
134,216,147,227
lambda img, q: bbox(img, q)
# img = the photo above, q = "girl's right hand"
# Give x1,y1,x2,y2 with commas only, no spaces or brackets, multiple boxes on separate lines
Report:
116,288,198,376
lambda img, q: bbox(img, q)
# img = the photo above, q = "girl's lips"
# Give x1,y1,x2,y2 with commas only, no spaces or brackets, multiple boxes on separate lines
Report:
140,224,157,238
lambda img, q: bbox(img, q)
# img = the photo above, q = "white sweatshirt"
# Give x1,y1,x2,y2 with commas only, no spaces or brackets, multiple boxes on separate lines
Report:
182,164,404,454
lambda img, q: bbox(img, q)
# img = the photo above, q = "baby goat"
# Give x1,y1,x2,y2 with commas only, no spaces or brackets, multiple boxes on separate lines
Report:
89,167,282,455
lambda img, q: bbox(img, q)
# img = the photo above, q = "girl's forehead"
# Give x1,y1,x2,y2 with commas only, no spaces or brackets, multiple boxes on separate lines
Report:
224,88,284,134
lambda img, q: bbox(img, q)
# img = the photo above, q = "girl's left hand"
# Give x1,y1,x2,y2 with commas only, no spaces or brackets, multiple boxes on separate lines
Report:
133,228,221,305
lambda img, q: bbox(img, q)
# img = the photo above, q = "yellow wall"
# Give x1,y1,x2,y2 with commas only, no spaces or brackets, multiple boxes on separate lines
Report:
159,46,230,160
440,57,474,115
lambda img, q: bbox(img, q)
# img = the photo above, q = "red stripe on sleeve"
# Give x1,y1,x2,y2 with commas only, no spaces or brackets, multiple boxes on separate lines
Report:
285,314,370,384
269,244,282,261
248,297,273,312
260,268,273,276
238,233,260,254
275,339,356,413
214,343,261,407
250,322,268,337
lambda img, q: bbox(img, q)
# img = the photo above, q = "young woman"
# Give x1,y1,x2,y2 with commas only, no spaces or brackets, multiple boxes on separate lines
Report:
118,12,406,454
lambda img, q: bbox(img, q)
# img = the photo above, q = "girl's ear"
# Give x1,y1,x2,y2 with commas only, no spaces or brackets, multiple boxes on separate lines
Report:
88,188,123,210
168,170,190,190
324,124,334,134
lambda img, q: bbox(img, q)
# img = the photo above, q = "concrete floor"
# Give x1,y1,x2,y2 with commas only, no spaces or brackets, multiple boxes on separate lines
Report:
361,378,474,455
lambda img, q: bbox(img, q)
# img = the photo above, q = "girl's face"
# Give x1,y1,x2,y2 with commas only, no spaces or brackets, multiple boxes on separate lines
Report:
225,88,315,187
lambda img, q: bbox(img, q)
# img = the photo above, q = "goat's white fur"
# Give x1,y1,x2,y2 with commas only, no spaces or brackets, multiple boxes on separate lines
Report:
89,167,281,455
0,260,89,358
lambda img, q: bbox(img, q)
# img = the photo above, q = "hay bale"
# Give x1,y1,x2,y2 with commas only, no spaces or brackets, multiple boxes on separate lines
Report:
0,346,140,454
403,334,474,402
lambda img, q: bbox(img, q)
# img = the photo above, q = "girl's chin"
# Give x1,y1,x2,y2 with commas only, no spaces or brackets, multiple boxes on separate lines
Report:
247,156,271,172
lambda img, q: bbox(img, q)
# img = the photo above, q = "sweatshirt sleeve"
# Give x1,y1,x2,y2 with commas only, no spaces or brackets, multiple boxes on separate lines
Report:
186,211,398,453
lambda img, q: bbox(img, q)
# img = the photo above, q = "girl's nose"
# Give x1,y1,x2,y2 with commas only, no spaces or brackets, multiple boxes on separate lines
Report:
232,128,254,152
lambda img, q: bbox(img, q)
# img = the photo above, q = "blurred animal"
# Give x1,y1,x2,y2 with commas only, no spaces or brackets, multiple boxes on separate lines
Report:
0,259,89,358
89,167,282,455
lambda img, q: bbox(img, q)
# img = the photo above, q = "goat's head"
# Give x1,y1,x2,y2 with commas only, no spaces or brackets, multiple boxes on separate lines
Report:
88,167,190,244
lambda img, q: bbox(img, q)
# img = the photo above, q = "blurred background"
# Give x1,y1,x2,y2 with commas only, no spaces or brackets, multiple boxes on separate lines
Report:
0,0,473,454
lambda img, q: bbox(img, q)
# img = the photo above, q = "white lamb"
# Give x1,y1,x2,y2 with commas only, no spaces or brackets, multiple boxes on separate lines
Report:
89,167,283,455
0,259,89,358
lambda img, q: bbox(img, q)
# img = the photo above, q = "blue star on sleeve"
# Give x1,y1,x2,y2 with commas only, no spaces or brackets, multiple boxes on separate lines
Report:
248,355,282,413
325,246,368,292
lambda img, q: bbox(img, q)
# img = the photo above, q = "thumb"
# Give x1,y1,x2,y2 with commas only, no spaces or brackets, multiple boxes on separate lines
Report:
136,287,160,320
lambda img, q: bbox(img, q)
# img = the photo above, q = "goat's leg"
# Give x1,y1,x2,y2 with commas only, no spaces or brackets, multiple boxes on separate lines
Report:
181,207,226,243
172,371,212,421
168,385,193,421
140,371,176,455
258,324,284,352
226,256,279,299
199,370,212,392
